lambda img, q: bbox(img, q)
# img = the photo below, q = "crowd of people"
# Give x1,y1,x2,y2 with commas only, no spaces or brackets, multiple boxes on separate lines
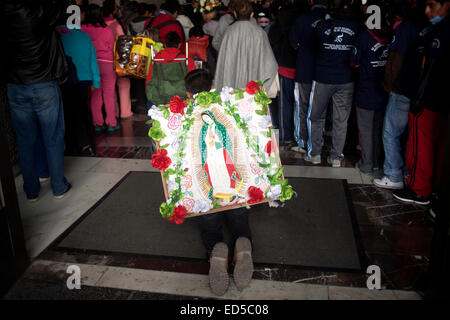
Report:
1,0,448,297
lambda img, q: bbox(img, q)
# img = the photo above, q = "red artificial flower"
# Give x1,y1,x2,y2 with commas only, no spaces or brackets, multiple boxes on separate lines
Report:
264,140,273,156
248,186,264,204
151,149,172,171
246,81,260,95
169,205,188,224
169,96,187,115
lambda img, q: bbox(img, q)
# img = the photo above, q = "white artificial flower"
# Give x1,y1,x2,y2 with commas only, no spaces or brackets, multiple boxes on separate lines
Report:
192,199,212,213
258,115,272,129
167,180,178,193
267,184,282,201
148,105,163,119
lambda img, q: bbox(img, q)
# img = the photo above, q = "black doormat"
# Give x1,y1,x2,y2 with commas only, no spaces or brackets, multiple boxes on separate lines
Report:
50,171,366,272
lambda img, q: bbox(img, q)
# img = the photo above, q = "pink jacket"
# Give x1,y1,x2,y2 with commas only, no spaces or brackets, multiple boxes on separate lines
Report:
81,24,115,62
104,17,124,38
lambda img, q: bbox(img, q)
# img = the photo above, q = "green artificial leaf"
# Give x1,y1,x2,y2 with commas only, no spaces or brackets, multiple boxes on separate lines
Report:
160,202,174,219
234,88,244,100
148,126,166,141
163,109,170,119
196,91,214,107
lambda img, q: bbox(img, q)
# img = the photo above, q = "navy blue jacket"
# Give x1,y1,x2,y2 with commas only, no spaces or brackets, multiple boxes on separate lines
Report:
313,17,359,84
290,5,327,84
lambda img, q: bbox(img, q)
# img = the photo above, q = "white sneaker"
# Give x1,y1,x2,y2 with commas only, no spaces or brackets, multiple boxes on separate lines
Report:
291,146,307,153
303,154,321,165
373,176,404,190
327,156,341,168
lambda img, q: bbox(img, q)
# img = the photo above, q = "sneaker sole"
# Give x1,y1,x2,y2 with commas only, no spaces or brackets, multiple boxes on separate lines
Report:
304,157,321,165
373,182,404,190
392,193,430,206
209,243,229,296
233,237,253,291
54,187,71,199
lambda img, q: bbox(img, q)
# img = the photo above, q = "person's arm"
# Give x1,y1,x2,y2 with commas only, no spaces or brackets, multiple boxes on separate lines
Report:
212,14,231,51
382,51,404,93
289,17,302,50
89,39,100,88
382,23,409,93
350,32,362,68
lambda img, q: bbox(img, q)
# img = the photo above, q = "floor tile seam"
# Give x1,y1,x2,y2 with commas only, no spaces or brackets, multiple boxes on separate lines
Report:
31,259,332,300
28,259,421,300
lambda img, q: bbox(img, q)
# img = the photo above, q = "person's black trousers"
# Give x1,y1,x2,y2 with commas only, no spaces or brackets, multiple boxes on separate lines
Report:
61,85,91,154
197,207,252,259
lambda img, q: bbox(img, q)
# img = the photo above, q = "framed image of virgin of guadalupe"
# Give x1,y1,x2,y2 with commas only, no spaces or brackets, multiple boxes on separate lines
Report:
148,80,294,224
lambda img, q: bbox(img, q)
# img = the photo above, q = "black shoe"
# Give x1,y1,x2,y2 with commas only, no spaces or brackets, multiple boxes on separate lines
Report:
27,195,39,203
393,188,430,205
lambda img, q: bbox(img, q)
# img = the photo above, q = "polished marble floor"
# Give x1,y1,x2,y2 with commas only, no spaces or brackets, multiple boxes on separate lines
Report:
7,114,433,299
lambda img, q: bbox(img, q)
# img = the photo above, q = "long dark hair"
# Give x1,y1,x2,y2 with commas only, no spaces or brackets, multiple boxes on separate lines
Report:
84,4,107,27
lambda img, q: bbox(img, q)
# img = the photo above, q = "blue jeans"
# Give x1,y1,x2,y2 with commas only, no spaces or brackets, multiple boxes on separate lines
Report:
8,81,69,198
382,93,410,182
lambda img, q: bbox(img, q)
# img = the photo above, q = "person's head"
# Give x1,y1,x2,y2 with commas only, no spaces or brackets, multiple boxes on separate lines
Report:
162,0,181,15
234,0,253,20
102,0,119,17
189,26,205,38
311,0,329,6
203,10,218,21
146,28,160,42
165,31,181,48
227,0,239,12
84,4,107,27
328,0,360,20
256,9,272,28
425,0,449,21
185,69,213,99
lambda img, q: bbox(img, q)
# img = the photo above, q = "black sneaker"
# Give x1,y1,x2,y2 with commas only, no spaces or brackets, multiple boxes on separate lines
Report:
393,188,430,205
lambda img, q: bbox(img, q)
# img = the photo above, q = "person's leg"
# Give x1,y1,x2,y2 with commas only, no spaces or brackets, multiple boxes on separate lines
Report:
295,82,312,149
329,82,354,161
117,76,133,118
7,83,41,199
34,129,50,179
278,75,295,143
198,212,225,259
90,80,105,127
71,86,92,152
381,93,410,182
224,207,252,247
433,115,447,189
373,108,385,169
225,208,253,291
405,109,440,198
99,62,118,127
61,86,77,153
34,81,70,196
306,81,332,158
356,107,375,173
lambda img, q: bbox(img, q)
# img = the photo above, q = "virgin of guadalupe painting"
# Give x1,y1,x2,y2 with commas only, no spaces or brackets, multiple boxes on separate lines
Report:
199,110,246,205
148,82,294,224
